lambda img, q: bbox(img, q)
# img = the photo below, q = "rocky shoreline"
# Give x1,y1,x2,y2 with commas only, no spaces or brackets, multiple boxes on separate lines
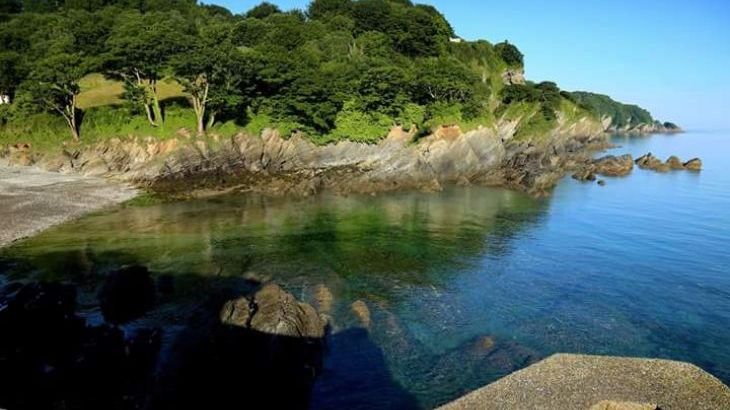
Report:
1,118,612,199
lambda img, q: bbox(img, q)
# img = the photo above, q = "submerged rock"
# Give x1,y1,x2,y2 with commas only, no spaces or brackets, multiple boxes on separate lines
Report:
0,281,161,409
220,283,325,338
313,283,334,315
351,300,372,328
98,265,155,325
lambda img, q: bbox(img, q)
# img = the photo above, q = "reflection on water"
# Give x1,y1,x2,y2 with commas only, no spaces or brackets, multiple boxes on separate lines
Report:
2,131,730,408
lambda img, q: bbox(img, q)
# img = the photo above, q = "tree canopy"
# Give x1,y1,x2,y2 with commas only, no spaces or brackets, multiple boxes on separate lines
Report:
1,0,661,144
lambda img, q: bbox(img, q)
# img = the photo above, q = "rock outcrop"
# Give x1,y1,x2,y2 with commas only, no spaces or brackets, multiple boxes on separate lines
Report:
0,281,161,409
439,354,730,410
684,158,702,171
220,283,326,339
593,154,634,176
635,153,702,172
1,121,611,198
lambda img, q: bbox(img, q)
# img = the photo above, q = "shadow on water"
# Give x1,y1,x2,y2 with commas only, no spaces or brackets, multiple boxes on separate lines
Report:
0,187,553,408
0,254,417,410
311,328,419,410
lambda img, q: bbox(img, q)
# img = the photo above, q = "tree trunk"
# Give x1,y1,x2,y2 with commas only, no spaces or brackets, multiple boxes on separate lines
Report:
150,79,163,126
193,96,205,136
143,103,157,127
206,110,217,130
63,96,80,142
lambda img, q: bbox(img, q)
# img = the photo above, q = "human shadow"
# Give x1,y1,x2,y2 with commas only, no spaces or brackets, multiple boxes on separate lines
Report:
310,327,420,410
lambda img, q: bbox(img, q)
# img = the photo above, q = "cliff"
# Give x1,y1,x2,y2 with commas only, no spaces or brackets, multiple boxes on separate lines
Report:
1,115,609,198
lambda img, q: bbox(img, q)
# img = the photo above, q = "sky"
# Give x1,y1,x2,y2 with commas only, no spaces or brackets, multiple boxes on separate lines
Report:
225,0,730,130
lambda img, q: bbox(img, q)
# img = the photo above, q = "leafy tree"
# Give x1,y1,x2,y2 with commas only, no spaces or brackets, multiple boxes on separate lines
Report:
173,24,254,134
18,52,89,140
21,0,58,13
0,51,27,103
0,0,22,14
105,11,192,126
413,57,477,104
495,41,523,66
307,0,351,20
245,1,280,19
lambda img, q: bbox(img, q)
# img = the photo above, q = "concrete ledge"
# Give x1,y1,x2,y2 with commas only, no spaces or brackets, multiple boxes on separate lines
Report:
439,354,730,410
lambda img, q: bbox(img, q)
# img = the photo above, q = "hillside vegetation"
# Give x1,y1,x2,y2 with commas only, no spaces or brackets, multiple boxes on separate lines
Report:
0,0,663,148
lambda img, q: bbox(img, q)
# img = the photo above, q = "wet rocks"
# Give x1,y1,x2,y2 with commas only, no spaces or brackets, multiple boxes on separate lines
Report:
313,283,333,315
593,154,634,176
351,300,372,328
666,155,685,170
221,283,326,339
0,281,161,409
684,158,702,171
635,153,670,172
98,265,156,324
572,169,596,182
635,153,702,172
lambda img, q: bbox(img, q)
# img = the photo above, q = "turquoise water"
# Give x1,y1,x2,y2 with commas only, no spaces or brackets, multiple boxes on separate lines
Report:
1,131,729,408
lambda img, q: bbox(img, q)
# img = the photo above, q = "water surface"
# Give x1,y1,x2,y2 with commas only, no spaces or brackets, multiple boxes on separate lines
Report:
2,131,729,408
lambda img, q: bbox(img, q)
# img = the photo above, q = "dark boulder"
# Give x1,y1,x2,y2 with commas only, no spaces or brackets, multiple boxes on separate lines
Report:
98,265,155,324
0,281,162,409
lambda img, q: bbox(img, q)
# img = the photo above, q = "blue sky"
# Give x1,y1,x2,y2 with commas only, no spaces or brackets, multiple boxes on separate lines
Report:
225,0,730,130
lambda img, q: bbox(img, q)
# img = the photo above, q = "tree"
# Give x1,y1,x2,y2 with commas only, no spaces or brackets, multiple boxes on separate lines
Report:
173,24,254,135
19,52,88,140
0,52,27,103
0,0,22,14
245,2,280,19
495,41,523,66
413,57,477,104
105,11,192,126
307,0,351,20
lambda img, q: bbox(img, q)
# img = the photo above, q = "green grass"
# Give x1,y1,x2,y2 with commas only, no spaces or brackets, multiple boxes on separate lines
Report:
77,73,186,109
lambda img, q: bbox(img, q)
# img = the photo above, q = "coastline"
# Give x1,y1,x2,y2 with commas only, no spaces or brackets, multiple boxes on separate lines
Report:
0,165,137,247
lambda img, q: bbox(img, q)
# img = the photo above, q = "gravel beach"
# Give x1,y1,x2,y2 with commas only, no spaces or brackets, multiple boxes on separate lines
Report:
0,166,137,247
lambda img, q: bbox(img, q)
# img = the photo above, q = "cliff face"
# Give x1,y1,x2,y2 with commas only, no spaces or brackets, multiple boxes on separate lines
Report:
1,116,609,197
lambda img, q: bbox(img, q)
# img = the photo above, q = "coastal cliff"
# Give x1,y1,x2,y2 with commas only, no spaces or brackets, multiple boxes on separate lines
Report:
1,115,609,197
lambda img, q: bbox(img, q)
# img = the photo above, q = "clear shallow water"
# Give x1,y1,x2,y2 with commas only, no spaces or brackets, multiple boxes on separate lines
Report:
1,131,729,408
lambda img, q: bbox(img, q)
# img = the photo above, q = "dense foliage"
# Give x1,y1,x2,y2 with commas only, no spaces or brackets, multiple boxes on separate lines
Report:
0,0,659,144
568,91,654,129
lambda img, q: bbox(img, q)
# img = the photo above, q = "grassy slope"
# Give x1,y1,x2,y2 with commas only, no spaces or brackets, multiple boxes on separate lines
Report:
77,74,186,109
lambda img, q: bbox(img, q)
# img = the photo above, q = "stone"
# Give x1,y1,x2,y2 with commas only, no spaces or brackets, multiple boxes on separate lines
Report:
351,300,371,328
220,284,326,339
98,265,156,325
684,158,702,171
593,154,633,176
439,354,730,410
589,401,658,410
313,284,333,315
572,169,596,182
635,153,669,172
666,155,685,170
597,179,606,186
